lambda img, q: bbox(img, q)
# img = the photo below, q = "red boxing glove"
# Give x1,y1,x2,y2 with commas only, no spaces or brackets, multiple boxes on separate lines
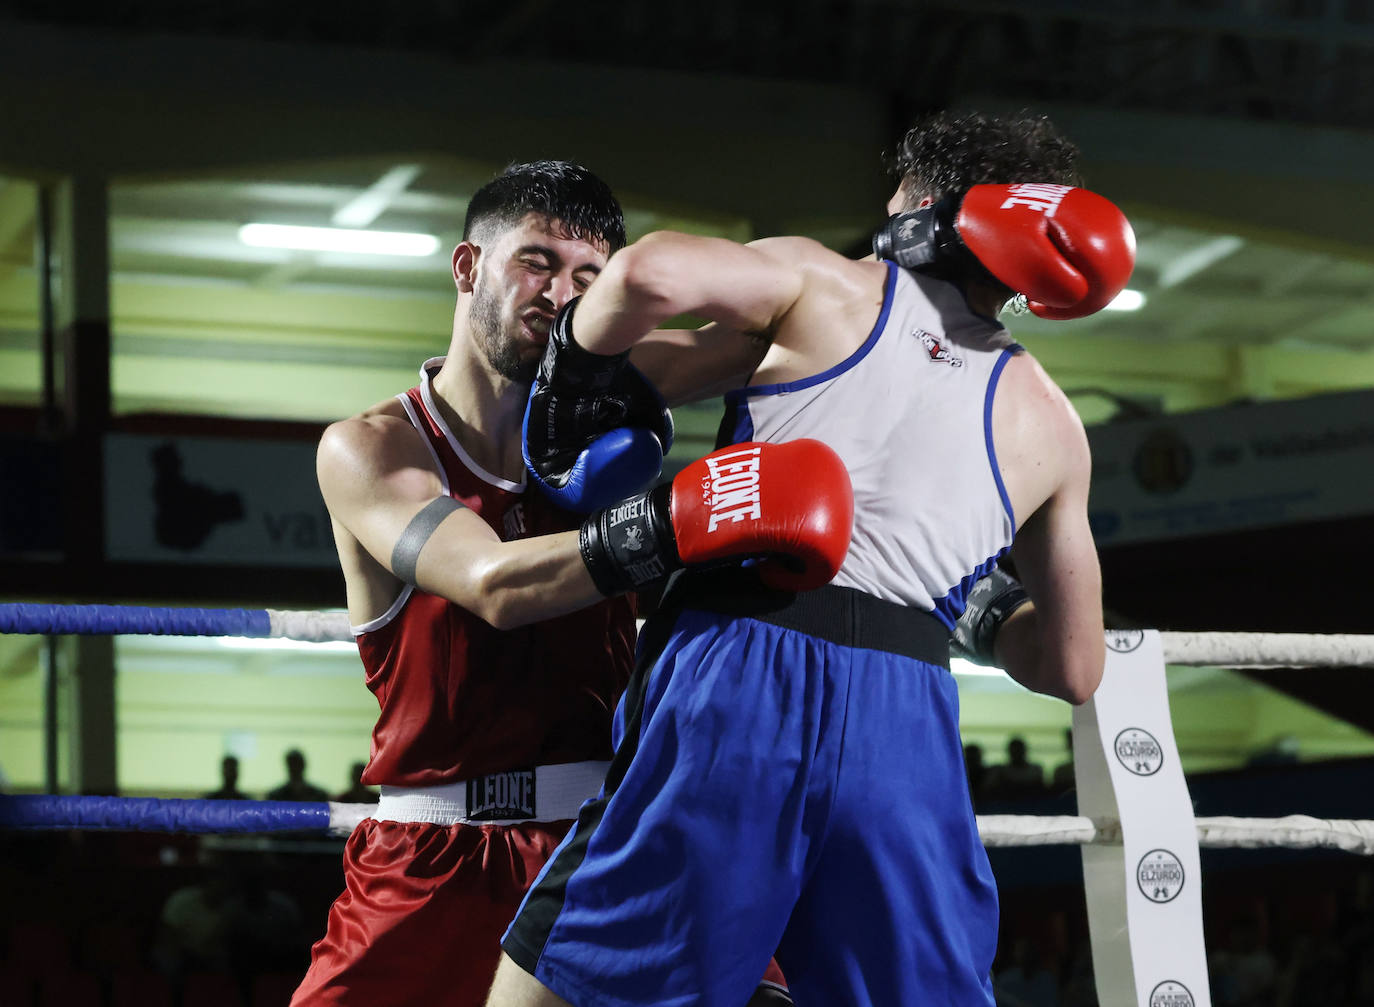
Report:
955,183,1136,320
579,439,854,596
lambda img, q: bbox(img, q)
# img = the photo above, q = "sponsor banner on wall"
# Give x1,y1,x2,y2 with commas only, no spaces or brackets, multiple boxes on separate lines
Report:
1087,388,1374,546
105,433,337,567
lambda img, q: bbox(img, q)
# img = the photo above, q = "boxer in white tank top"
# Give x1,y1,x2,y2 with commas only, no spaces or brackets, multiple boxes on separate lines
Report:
491,112,1133,1007
718,260,1020,626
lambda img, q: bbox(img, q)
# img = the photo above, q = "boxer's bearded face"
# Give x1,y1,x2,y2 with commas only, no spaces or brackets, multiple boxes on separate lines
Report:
470,271,529,382
468,213,609,385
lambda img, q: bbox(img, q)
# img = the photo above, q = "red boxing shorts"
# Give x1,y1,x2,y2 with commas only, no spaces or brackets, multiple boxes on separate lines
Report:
291,817,569,1006
293,760,787,1006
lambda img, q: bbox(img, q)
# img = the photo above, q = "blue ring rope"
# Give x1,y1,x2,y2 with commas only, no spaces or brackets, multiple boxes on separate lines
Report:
0,607,353,836
0,795,333,834
0,603,271,638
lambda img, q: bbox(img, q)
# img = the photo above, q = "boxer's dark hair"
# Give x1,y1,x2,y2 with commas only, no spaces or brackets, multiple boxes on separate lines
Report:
464,160,626,252
887,111,1083,209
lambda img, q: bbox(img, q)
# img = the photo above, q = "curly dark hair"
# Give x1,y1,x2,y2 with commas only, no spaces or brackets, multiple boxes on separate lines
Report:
887,111,1083,208
463,159,626,252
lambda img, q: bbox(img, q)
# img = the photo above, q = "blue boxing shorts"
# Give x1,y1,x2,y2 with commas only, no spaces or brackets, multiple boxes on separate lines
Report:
501,572,998,1007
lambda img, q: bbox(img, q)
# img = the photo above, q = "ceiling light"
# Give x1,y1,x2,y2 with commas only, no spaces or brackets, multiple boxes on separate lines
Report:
238,223,440,257
1105,289,1145,312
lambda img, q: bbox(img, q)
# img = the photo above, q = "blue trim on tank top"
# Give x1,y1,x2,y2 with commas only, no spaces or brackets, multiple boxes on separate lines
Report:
932,545,1013,631
721,260,897,446
724,259,898,403
726,404,755,445
983,347,1019,529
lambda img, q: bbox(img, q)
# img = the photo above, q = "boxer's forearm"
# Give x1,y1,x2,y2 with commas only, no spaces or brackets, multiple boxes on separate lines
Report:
418,531,605,631
995,605,1103,705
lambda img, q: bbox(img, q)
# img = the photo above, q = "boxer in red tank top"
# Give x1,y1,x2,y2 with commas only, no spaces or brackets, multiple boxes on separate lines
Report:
299,161,785,1007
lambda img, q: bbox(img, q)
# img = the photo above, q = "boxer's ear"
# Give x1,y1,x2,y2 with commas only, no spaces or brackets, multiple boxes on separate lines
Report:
452,242,479,293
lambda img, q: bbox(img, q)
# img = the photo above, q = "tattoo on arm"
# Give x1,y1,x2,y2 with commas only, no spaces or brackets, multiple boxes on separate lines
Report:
390,496,463,584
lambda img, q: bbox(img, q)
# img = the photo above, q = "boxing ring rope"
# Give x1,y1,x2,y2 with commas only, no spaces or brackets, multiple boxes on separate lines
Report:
2,794,1372,857
0,794,376,837
0,602,350,643
8,602,1374,667
4,603,1371,1005
2,602,1371,848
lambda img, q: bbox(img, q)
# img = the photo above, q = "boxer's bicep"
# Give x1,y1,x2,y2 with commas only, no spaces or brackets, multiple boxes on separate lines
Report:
318,418,602,628
317,416,488,584
1008,421,1105,704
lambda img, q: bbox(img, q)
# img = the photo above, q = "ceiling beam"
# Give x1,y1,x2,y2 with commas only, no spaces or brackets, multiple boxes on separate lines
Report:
1158,235,1245,289
331,164,423,228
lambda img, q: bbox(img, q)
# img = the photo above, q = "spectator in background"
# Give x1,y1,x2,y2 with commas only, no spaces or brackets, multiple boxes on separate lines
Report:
153,851,308,993
1276,932,1346,1006
153,854,242,979
1051,727,1076,795
1058,937,1098,1007
992,936,1058,1007
204,755,250,800
964,743,987,810
227,861,310,978
984,736,1046,803
333,761,378,804
266,749,329,803
1209,915,1277,1007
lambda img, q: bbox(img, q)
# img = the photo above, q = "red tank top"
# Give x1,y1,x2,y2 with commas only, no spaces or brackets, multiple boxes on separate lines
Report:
354,370,637,787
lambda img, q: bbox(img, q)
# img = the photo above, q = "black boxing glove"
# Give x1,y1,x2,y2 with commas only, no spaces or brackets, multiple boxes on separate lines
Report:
872,192,989,284
951,565,1031,665
522,296,675,513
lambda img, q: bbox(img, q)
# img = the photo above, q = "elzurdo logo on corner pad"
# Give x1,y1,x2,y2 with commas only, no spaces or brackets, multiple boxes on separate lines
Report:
1136,849,1185,903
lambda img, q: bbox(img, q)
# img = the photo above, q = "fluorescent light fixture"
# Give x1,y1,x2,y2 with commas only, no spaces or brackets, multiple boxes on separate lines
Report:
214,636,358,654
238,223,440,257
1105,288,1145,312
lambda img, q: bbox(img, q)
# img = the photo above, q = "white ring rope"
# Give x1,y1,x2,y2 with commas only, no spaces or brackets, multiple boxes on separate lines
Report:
977,814,1374,855
267,609,352,642
305,808,1374,852
328,802,377,836
264,615,1374,668
1158,630,1374,667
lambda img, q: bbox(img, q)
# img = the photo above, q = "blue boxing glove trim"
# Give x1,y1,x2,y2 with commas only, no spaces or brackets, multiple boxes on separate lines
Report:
521,296,674,513
522,397,668,514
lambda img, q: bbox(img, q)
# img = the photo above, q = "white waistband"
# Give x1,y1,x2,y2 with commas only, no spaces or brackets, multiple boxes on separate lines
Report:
373,760,610,826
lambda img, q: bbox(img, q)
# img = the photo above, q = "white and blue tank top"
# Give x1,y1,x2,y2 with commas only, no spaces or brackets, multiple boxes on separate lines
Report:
718,261,1021,629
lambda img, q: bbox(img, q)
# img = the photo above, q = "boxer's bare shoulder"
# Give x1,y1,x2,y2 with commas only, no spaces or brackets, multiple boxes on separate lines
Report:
748,237,890,386
318,398,450,623
318,399,440,504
